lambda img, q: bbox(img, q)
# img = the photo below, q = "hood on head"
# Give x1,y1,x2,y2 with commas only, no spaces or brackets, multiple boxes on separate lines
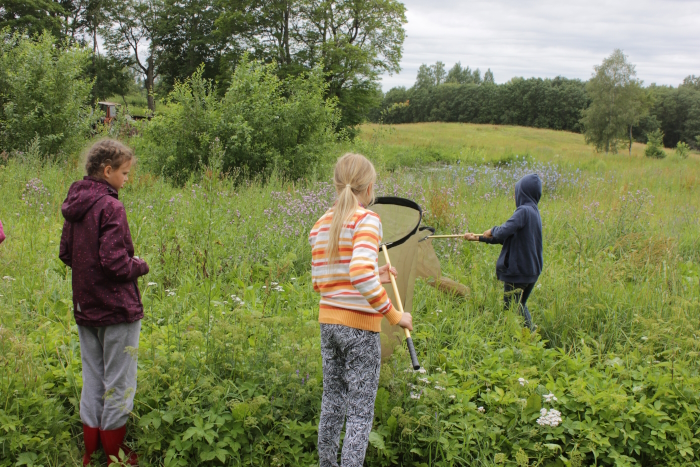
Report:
61,177,117,222
515,174,542,207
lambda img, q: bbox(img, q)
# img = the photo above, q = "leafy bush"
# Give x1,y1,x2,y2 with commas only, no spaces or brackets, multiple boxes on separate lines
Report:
644,129,666,158
676,141,690,159
0,30,95,158
139,60,341,184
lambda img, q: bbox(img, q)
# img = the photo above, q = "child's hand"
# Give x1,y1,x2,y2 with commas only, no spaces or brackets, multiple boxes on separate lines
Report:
397,312,413,331
378,264,397,284
463,232,478,241
482,229,493,239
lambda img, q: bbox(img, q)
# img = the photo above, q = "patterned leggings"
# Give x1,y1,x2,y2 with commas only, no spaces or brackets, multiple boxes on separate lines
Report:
318,324,381,467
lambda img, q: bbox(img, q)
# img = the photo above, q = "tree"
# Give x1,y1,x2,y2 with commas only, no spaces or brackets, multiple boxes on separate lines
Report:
446,62,481,85
102,0,163,111
0,0,67,38
0,31,94,156
581,49,646,154
295,0,407,129
483,68,494,84
86,53,132,103
415,61,446,88
156,0,223,93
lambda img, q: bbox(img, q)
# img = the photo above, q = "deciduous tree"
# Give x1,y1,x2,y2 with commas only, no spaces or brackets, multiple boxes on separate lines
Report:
581,49,646,154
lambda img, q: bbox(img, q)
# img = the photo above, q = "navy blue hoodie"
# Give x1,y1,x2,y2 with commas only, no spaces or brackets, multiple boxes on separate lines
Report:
480,174,543,284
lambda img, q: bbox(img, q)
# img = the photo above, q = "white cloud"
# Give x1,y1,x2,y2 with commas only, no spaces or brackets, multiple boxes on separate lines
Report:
380,0,700,90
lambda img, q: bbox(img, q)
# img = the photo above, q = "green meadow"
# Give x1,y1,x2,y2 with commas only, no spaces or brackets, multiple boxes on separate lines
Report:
1,123,699,466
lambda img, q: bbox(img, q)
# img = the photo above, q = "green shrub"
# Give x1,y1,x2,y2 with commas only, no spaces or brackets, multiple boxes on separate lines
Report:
644,129,666,158
139,59,341,184
0,30,95,158
676,141,691,159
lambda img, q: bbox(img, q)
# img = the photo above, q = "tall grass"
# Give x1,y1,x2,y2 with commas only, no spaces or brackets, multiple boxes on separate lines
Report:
0,123,699,466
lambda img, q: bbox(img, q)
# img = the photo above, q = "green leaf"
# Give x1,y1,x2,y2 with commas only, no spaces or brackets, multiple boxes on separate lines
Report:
524,393,542,415
368,431,385,451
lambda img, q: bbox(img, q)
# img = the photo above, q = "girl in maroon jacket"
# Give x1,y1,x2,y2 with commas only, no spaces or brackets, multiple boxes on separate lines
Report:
60,139,149,466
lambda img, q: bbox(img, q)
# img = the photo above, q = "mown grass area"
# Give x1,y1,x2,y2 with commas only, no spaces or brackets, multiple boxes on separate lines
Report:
359,122,699,170
1,123,699,466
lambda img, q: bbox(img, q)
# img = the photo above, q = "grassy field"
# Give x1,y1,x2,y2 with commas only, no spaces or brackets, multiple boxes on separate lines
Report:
1,123,699,466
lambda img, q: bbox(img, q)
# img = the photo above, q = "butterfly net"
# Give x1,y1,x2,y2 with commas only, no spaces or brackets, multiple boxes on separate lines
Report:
371,197,469,360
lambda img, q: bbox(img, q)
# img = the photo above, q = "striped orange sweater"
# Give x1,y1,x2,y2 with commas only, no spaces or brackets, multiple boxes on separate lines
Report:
309,206,402,332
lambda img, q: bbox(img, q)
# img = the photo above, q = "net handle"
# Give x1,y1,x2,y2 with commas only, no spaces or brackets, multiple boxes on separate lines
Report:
381,244,420,370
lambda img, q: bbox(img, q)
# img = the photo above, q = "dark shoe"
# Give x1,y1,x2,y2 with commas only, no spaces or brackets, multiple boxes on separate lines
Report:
82,424,100,466
100,425,138,466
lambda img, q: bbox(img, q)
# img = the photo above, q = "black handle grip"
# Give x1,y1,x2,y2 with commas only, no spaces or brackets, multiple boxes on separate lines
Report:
405,337,420,370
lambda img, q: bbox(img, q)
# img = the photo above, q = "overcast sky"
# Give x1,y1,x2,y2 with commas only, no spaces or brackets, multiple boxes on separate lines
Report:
379,0,700,91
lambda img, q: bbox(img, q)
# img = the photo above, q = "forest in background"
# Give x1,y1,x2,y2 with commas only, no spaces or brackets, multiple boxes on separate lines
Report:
376,61,700,151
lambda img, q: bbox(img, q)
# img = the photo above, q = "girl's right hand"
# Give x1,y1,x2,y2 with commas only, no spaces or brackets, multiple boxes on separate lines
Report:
397,312,413,331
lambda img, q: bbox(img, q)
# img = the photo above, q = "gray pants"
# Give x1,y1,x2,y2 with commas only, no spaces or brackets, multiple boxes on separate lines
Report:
318,324,381,467
78,320,140,430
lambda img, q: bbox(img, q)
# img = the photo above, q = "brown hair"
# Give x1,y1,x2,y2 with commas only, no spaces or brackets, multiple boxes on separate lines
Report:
84,139,134,177
327,153,377,264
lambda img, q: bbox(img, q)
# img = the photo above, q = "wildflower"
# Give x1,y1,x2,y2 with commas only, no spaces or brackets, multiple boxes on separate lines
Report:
416,367,427,374
449,394,455,399
167,292,176,297
434,385,445,391
536,408,562,427
2,276,15,281
641,336,648,341
418,377,430,384
410,392,421,400
147,282,157,286
291,278,297,281
477,406,485,413
518,378,528,386
543,393,558,403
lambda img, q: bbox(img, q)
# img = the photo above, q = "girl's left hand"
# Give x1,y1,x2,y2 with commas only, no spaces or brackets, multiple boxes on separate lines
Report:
378,264,398,284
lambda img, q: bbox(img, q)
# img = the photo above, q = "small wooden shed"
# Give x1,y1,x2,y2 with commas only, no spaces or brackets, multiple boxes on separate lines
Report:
98,101,120,123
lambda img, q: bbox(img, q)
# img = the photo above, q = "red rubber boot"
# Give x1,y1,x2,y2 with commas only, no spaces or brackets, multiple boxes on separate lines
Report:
100,425,138,466
82,424,100,466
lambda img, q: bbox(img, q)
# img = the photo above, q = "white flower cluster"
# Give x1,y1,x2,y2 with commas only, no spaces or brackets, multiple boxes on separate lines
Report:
434,385,445,391
537,408,562,427
410,392,421,400
165,288,176,297
543,393,558,403
418,377,430,384
477,406,485,413
406,367,427,374
230,294,245,306
518,378,528,386
2,276,15,281
269,282,284,292
147,282,157,286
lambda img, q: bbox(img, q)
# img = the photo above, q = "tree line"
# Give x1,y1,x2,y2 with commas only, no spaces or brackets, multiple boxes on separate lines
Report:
375,55,700,151
0,0,407,129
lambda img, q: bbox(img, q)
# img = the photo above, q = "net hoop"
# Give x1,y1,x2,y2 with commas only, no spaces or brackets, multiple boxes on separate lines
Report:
370,196,423,250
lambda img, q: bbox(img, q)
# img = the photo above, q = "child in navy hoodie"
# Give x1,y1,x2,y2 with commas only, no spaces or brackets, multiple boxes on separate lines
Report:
60,139,149,466
465,173,543,330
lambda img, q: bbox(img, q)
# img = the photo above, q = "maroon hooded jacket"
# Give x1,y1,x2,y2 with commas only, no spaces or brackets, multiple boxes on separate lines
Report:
59,177,149,326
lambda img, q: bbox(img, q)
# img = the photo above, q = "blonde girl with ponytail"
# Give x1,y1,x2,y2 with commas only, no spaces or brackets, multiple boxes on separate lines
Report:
309,153,413,467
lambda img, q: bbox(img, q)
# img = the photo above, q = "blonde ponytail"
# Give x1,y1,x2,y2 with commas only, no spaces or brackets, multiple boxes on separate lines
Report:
327,153,377,264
